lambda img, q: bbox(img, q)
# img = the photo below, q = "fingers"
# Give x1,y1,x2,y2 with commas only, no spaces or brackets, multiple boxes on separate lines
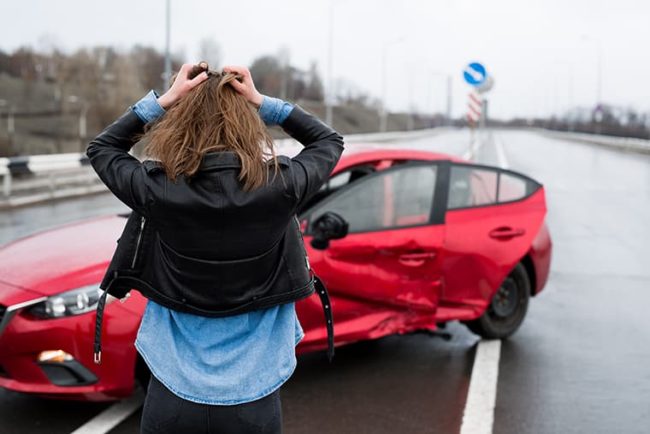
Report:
170,63,258,99
228,78,247,95
223,65,251,79
188,71,209,89
178,63,193,79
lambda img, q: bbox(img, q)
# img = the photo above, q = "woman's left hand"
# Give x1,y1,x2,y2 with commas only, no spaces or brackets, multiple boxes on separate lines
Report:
157,63,210,109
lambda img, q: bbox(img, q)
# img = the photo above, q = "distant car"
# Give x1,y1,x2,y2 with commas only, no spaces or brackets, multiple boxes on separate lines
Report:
0,148,551,401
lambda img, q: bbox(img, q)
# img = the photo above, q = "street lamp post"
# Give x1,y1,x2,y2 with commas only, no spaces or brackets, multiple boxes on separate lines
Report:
380,37,405,132
0,99,17,155
580,34,603,107
67,95,87,152
430,70,453,126
163,0,172,91
79,102,87,152
325,0,335,126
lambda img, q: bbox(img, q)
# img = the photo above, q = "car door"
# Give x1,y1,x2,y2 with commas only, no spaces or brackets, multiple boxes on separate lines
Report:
300,162,446,337
440,163,547,315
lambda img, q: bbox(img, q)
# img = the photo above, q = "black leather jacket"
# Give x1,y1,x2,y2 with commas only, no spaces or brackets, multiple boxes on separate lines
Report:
86,104,344,363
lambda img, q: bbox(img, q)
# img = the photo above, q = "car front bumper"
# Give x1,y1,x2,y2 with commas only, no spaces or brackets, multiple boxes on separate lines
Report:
0,295,143,402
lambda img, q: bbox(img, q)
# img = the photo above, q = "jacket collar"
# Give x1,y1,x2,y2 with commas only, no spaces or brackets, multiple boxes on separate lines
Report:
199,151,241,170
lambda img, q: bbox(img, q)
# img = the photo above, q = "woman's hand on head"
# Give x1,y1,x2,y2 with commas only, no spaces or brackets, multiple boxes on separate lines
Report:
222,65,264,109
157,63,210,110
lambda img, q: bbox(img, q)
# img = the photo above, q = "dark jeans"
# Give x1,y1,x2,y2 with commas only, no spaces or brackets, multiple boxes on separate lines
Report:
140,375,283,434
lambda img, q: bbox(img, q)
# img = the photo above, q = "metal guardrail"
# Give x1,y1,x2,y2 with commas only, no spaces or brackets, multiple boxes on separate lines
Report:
0,152,90,197
537,129,650,154
0,128,447,208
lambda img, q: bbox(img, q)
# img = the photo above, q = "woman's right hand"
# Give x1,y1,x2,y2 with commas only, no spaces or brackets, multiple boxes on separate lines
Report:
222,65,264,109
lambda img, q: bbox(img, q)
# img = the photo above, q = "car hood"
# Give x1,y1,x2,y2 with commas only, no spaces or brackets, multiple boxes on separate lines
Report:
0,215,126,296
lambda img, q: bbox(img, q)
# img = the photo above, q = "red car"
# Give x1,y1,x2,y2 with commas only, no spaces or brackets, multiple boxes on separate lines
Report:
0,149,551,401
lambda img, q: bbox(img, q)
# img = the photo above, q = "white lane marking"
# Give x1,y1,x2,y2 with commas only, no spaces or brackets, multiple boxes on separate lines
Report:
462,133,485,161
70,389,144,434
494,134,509,169
459,135,509,434
460,339,502,434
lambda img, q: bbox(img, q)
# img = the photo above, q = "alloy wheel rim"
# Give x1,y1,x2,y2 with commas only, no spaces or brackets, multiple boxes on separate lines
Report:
491,277,519,318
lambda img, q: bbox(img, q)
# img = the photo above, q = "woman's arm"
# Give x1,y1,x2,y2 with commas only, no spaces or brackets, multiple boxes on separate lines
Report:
86,63,209,214
278,106,344,212
224,65,345,212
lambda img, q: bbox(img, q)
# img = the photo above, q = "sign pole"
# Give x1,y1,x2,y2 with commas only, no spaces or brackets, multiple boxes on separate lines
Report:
463,62,495,159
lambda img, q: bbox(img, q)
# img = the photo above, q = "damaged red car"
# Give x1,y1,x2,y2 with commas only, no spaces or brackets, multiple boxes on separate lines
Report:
0,148,551,401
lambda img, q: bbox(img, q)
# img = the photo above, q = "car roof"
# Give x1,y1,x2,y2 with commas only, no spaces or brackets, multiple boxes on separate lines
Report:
334,145,466,173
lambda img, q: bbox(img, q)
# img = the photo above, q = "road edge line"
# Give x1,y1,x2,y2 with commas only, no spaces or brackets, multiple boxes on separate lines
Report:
494,134,509,169
70,389,144,434
459,339,502,434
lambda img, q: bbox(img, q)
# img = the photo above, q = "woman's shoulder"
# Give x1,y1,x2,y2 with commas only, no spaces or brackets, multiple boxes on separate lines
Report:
142,159,165,174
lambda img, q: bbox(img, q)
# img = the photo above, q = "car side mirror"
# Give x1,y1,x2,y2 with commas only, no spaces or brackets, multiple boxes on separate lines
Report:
310,212,349,250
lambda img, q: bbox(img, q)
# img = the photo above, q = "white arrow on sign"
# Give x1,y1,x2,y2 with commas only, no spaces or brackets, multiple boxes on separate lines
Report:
464,65,484,82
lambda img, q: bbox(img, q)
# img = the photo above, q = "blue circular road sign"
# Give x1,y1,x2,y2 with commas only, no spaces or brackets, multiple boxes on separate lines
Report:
463,62,487,87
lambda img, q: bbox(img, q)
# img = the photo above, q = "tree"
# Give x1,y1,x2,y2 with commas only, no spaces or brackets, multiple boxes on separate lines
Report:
249,55,283,97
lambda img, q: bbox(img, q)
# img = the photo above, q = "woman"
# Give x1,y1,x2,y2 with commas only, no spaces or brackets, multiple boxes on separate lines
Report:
86,62,344,433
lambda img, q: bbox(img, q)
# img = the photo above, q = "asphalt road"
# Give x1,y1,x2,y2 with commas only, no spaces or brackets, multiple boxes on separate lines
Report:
1,128,648,433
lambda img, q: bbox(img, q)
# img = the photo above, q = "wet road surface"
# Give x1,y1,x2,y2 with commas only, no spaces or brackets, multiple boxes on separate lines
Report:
491,132,650,434
1,129,649,433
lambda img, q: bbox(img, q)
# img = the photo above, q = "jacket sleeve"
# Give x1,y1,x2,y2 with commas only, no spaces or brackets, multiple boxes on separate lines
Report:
85,109,153,216
279,105,345,211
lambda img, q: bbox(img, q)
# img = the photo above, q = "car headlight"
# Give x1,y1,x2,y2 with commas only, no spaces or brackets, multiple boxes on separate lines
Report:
28,285,117,319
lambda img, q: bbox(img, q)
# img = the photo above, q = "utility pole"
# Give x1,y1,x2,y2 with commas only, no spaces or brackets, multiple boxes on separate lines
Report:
163,0,172,91
279,48,289,101
79,102,87,152
380,46,388,132
325,0,334,126
8,105,15,150
446,75,453,125
407,74,414,131
431,71,453,126
596,39,603,105
380,38,405,132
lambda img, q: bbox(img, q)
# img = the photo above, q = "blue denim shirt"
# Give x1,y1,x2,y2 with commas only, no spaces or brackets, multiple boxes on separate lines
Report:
131,89,302,405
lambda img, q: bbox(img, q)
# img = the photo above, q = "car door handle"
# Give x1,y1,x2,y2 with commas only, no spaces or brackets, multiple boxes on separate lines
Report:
489,227,525,239
398,251,437,266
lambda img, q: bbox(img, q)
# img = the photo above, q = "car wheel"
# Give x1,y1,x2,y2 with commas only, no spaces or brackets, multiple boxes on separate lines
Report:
465,262,530,339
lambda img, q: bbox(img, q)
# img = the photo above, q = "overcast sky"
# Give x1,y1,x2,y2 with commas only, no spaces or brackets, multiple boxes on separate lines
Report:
2,0,649,119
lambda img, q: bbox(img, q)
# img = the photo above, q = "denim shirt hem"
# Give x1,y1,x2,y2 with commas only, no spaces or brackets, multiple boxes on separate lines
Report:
135,339,301,405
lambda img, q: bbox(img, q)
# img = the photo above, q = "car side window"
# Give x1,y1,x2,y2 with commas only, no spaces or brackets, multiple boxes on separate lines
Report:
447,166,498,209
448,165,541,209
307,164,437,234
297,164,375,214
498,172,531,202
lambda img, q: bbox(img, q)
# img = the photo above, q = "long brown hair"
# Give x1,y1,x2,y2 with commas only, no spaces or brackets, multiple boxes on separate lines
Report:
141,70,280,191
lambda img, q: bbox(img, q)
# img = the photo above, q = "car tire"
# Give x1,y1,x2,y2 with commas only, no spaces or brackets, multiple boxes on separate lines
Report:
464,262,530,339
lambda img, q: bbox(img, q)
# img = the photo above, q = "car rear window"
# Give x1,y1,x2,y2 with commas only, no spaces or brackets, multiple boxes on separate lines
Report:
447,164,541,210
448,166,498,209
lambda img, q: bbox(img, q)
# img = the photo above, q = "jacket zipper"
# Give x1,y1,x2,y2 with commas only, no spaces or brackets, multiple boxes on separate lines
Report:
130,215,147,269
294,216,311,271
